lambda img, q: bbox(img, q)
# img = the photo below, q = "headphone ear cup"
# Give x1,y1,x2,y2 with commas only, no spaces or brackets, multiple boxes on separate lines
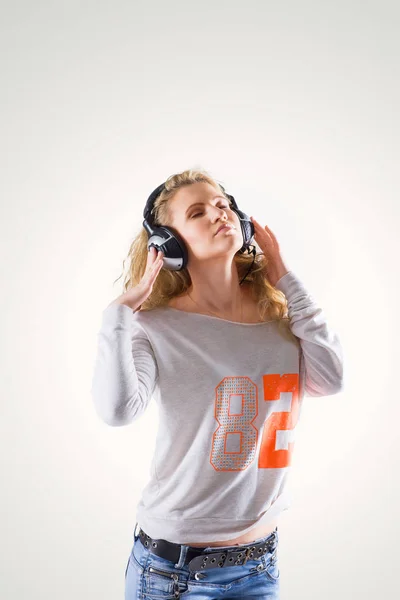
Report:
147,225,188,271
231,208,255,251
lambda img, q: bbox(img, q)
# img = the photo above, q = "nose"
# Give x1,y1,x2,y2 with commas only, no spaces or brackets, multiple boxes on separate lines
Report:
212,206,228,220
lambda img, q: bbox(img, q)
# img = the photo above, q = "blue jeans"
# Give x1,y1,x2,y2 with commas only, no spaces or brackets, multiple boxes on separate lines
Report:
125,523,280,599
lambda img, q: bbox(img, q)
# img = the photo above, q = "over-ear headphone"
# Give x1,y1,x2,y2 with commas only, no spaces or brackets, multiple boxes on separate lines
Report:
142,181,257,285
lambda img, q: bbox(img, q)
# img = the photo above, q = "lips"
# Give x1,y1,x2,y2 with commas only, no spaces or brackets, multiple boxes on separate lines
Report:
215,224,233,235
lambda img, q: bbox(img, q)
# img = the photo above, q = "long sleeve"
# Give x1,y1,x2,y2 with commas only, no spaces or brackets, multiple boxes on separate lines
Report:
275,271,344,397
90,302,159,426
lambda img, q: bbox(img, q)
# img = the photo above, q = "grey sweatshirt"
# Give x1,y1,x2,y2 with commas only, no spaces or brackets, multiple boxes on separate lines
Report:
90,271,344,543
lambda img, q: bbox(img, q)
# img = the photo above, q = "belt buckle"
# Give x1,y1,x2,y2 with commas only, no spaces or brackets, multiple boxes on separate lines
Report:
241,547,253,566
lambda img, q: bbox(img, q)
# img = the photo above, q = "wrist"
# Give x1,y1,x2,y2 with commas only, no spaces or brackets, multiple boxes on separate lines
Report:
268,261,290,287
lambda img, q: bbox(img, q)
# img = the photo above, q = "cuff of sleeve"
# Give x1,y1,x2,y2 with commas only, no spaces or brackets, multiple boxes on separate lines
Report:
101,302,136,329
274,271,309,297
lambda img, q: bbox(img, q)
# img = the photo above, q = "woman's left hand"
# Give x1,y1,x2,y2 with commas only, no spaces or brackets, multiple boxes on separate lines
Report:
250,216,290,287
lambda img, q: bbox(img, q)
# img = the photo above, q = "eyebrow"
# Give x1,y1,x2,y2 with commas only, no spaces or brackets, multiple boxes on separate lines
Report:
185,195,227,215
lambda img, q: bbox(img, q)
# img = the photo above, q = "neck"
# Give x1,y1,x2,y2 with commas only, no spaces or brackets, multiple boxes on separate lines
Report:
185,263,243,318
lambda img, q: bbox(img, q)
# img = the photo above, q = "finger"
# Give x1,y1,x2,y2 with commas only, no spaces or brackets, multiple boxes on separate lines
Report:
146,246,156,264
253,220,264,231
147,246,161,267
151,251,164,269
149,255,164,279
145,250,159,277
263,225,277,240
262,223,275,235
251,217,271,232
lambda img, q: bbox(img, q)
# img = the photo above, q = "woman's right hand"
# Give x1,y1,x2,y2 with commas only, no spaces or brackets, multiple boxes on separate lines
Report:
109,246,165,311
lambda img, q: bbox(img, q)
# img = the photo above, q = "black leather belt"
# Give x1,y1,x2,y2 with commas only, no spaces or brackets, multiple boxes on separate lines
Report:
138,526,278,573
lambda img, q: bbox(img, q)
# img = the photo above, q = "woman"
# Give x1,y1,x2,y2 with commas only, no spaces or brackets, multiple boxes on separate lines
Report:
91,168,344,599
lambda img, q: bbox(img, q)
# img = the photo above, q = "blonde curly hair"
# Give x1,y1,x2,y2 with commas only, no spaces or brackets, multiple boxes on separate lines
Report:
114,167,289,324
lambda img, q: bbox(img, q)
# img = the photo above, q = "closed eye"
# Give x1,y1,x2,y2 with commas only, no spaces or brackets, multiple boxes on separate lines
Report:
191,204,230,218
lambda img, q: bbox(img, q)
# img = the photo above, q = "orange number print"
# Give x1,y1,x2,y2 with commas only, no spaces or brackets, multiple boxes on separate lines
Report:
259,373,299,469
210,374,299,471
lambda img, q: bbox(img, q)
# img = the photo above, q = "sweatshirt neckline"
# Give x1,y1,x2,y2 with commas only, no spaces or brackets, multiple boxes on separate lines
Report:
162,306,277,327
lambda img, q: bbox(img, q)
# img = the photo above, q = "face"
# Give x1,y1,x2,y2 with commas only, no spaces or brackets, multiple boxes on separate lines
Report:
167,181,243,263
168,182,243,261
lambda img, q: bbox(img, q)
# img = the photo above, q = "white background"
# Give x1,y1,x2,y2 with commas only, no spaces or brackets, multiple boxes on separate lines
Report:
1,1,398,598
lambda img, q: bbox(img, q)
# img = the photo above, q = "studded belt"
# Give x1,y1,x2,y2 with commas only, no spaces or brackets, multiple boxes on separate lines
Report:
138,527,278,573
